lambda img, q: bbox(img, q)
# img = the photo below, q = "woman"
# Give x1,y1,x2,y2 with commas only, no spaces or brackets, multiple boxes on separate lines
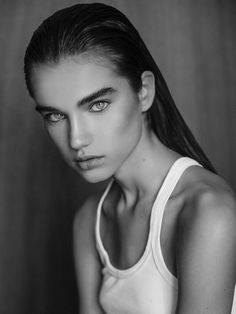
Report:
24,3,236,314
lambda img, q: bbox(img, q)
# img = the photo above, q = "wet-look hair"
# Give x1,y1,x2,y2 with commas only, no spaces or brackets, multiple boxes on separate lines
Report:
24,3,216,172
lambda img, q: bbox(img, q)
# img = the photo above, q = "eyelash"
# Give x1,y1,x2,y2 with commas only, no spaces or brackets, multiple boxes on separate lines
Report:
43,112,65,123
89,101,110,112
42,101,110,123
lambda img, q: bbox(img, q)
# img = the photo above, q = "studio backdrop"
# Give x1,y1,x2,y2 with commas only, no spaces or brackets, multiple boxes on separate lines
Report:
0,0,235,313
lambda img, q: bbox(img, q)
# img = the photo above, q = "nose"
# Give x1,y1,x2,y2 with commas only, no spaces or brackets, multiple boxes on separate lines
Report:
68,114,92,150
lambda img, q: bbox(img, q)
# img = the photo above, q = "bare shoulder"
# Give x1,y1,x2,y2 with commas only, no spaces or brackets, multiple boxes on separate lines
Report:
175,166,236,266
73,193,105,314
178,166,236,235
175,168,236,313
73,192,103,272
73,193,101,240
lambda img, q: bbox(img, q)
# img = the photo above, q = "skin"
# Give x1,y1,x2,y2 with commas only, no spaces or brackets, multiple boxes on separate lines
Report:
31,56,236,314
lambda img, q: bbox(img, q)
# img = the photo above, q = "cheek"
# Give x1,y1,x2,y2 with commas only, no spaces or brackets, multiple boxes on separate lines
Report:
118,97,142,134
46,124,69,154
103,101,142,148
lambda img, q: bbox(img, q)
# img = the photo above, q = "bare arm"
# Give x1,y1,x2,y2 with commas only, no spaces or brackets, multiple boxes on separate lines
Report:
73,196,105,314
176,190,236,314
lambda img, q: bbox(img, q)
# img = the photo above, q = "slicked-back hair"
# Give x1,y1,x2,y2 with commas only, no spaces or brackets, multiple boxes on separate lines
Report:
24,3,216,172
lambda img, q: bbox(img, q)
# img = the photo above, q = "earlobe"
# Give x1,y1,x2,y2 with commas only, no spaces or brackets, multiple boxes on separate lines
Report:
138,71,155,112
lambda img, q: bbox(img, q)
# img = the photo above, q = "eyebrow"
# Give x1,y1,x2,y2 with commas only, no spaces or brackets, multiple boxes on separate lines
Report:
35,87,117,113
78,87,117,107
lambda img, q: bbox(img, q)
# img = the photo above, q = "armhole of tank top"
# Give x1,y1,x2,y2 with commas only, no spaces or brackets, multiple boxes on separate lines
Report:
95,179,114,266
151,157,202,289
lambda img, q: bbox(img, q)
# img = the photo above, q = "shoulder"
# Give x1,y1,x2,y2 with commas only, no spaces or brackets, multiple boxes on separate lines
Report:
176,166,236,273
73,193,102,247
177,168,236,239
73,192,107,314
73,194,100,230
175,169,236,313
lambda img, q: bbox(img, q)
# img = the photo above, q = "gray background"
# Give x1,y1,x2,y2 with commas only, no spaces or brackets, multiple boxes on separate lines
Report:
0,0,236,313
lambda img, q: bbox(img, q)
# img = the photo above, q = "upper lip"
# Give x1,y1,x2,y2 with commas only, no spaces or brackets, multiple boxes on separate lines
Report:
74,155,103,162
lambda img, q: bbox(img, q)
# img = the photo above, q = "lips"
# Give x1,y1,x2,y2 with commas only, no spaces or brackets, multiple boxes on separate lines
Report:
74,156,104,170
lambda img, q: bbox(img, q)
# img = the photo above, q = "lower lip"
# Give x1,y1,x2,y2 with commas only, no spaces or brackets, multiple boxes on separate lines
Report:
75,157,104,171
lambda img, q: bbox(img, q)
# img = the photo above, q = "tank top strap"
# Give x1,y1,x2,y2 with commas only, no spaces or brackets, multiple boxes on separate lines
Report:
150,157,202,242
95,157,202,268
95,179,114,266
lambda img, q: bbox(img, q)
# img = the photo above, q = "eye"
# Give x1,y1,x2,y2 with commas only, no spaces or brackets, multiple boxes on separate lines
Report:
89,101,110,112
44,112,65,123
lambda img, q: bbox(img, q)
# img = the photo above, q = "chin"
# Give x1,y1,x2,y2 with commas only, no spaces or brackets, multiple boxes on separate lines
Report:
74,167,113,184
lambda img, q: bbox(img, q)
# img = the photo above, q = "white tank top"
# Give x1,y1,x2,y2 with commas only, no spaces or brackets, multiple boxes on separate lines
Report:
95,157,236,314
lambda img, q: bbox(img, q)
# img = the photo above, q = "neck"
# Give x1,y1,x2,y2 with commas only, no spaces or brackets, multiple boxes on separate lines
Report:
113,127,181,208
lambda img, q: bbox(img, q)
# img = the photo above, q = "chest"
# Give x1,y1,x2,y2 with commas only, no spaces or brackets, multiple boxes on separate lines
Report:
100,197,182,275
99,263,178,314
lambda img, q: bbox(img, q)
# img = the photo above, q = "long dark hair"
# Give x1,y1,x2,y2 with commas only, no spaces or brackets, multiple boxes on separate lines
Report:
24,3,216,172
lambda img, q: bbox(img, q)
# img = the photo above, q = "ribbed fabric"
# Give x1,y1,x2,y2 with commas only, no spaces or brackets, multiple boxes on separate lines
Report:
95,157,235,314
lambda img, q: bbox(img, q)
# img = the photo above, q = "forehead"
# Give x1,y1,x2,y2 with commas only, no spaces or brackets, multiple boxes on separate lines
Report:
31,56,126,106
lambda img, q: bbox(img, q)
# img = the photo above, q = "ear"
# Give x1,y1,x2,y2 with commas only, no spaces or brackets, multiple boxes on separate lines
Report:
138,71,155,112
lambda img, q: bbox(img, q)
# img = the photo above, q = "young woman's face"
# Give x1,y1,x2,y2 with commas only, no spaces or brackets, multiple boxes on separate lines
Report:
31,57,144,183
